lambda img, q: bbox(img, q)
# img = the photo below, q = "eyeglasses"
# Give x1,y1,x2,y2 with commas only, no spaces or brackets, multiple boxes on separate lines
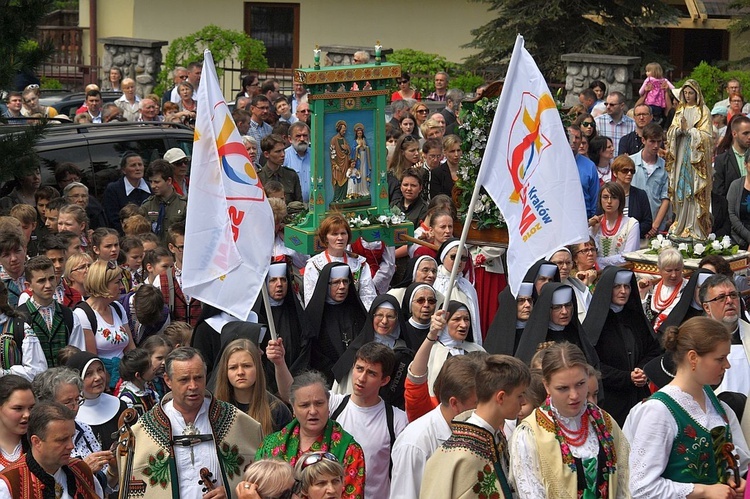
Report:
635,113,651,118
329,278,350,287
619,168,636,174
374,313,398,321
299,452,339,471
298,109,311,114
575,247,596,255
398,80,409,84
703,292,740,304
178,75,189,80
60,394,85,407
516,297,533,304
416,109,429,114
71,264,91,273
605,102,620,107
449,254,469,262
414,297,438,305
418,267,437,275
581,122,594,127
551,302,574,310
174,245,185,251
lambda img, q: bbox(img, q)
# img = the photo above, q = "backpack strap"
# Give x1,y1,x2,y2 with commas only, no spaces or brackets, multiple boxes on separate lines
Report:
59,305,74,342
330,394,350,421
75,301,98,334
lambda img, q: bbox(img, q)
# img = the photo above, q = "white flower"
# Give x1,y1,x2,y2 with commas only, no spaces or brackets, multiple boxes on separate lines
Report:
677,242,688,252
656,234,665,242
660,239,672,249
474,200,485,213
711,240,723,251
650,239,661,251
721,235,732,249
708,233,717,241
391,215,403,224
693,243,706,255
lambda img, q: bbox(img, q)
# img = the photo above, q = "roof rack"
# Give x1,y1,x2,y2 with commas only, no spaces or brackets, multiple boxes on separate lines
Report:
40,121,193,135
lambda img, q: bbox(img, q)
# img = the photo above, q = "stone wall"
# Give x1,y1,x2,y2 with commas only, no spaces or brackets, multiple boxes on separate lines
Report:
561,53,641,108
100,37,168,97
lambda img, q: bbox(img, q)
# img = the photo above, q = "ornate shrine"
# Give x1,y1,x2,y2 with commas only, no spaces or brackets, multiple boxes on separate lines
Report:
284,54,414,254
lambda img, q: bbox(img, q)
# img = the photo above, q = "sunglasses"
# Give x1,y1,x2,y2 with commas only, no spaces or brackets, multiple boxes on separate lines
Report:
581,122,594,127
619,168,635,174
414,297,438,305
299,452,339,470
398,80,409,84
416,109,429,114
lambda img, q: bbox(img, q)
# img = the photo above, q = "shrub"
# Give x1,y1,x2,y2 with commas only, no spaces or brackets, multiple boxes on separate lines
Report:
389,48,460,95
676,61,750,106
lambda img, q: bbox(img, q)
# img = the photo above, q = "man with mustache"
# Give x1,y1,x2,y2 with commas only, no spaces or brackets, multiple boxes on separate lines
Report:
701,274,750,395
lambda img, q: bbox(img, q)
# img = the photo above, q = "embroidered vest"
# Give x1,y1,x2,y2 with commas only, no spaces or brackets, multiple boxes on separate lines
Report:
350,239,383,278
0,457,98,499
651,387,731,485
20,301,72,367
158,270,201,328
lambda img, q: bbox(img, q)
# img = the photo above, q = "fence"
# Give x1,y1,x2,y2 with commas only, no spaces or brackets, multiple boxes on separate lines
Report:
216,58,297,103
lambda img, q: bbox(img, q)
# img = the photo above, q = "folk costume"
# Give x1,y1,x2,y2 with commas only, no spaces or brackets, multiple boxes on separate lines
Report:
118,381,159,416
255,418,366,499
657,268,712,333
16,297,78,370
0,455,98,499
484,282,535,356
624,384,750,497
646,274,688,332
426,301,485,398
303,248,376,311
420,411,513,499
510,400,630,499
433,239,482,345
332,294,415,409
582,268,662,426
514,283,600,368
119,392,263,499
306,263,367,386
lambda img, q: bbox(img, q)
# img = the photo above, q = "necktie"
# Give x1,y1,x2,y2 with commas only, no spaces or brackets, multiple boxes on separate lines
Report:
153,202,166,235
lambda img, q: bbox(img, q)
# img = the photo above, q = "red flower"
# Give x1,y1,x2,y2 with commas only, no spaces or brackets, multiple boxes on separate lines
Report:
473,484,482,493
683,425,697,439
676,443,687,454
490,493,500,499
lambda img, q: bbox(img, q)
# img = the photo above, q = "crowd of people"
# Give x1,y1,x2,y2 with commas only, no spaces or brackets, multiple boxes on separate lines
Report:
1,61,750,498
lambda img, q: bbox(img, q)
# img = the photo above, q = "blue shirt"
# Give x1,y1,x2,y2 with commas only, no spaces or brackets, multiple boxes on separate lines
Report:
575,154,599,218
284,146,311,203
247,119,272,146
630,151,669,231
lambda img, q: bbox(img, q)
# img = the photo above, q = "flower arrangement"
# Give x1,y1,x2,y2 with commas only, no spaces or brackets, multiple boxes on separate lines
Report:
345,207,406,228
646,234,739,259
455,97,507,230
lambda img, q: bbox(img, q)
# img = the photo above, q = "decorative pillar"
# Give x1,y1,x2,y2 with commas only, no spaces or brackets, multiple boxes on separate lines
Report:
100,37,168,97
561,53,641,108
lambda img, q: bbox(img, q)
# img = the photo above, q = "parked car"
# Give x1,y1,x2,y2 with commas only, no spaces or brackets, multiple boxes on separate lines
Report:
24,121,194,198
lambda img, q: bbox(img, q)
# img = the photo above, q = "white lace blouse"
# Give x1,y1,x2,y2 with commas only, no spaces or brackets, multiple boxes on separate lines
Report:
622,384,750,498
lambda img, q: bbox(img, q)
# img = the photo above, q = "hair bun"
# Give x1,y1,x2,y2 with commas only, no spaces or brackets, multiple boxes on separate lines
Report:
662,325,680,351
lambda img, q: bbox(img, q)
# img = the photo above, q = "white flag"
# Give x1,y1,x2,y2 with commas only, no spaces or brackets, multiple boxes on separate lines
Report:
477,35,589,295
182,49,274,320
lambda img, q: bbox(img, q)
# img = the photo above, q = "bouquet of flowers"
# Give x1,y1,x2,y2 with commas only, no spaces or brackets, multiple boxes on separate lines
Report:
345,207,406,228
646,233,739,259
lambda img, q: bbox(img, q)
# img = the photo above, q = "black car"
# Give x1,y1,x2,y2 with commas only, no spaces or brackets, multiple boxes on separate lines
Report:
29,121,193,198
39,91,123,118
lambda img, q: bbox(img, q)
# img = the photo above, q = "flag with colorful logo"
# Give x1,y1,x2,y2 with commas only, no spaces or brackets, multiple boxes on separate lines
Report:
182,49,274,320
476,35,589,295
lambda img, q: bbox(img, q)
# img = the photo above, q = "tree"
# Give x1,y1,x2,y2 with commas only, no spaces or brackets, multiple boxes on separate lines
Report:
729,0,750,65
0,0,56,180
157,25,268,94
463,0,678,81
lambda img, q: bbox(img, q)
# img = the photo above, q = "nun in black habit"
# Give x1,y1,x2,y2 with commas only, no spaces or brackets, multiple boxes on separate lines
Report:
331,294,414,408
400,282,439,350
387,255,445,307
484,282,534,355
656,268,713,334
582,267,662,425
524,258,561,301
514,282,599,367
307,262,367,385
252,260,313,381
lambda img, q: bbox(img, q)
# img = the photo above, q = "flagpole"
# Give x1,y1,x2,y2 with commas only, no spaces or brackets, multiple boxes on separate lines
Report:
441,165,488,313
260,281,278,341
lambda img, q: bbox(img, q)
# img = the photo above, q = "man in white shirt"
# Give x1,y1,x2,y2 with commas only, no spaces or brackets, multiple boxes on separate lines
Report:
701,274,750,395
329,343,409,499
389,355,480,499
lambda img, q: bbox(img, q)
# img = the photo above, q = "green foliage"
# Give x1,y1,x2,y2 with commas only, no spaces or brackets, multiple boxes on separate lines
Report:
464,0,678,81
450,72,486,94
675,62,750,107
40,76,63,89
158,25,268,94
389,49,460,95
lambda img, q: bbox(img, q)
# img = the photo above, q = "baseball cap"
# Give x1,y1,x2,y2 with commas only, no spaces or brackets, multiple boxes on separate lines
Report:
164,148,188,164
